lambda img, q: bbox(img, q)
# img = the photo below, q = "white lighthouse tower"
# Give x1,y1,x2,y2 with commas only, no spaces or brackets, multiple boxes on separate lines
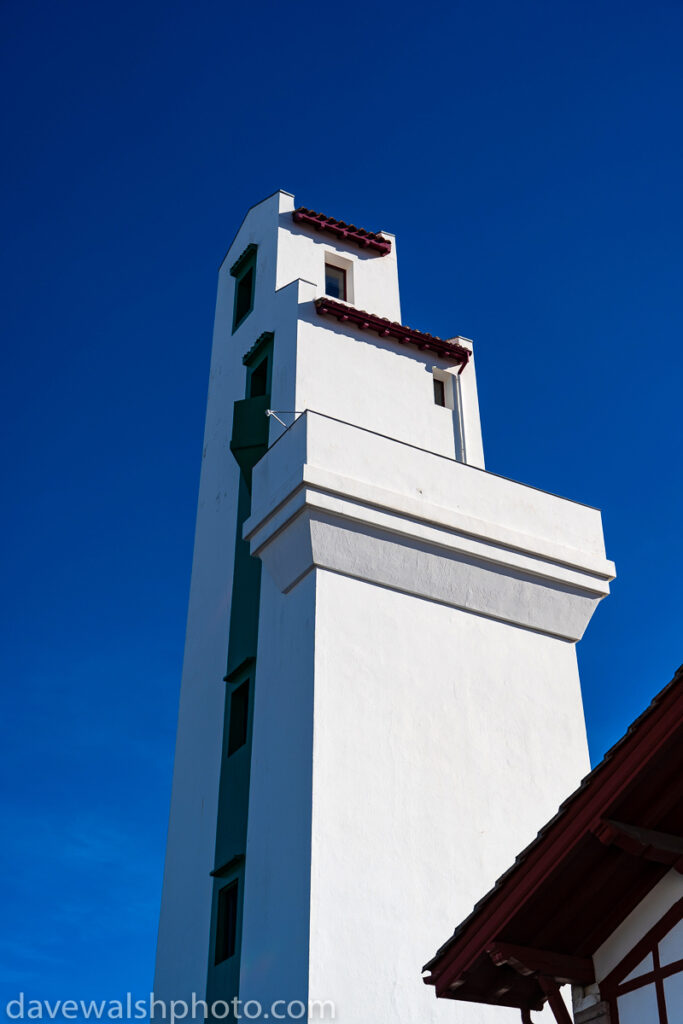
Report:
155,191,615,1023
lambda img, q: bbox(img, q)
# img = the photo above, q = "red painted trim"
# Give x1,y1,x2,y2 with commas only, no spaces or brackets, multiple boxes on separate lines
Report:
654,944,670,1024
486,942,595,985
315,297,471,369
600,896,683,995
615,957,683,996
293,207,392,255
592,820,683,870
426,675,683,996
605,944,680,1023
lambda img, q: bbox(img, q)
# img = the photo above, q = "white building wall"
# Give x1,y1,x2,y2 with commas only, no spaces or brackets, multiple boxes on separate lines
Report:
155,191,294,999
238,569,317,1011
154,265,241,1001
308,570,588,1024
293,301,474,460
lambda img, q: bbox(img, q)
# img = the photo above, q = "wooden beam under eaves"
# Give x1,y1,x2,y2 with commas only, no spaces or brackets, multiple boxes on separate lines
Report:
486,942,595,985
593,819,683,870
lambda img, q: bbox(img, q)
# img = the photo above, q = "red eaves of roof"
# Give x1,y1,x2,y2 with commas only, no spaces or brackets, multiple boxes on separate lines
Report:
423,664,683,1002
292,207,392,255
315,297,471,369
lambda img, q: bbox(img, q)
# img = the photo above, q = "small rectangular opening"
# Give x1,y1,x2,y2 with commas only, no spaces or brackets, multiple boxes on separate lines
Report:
228,680,249,756
433,377,446,407
215,881,238,964
249,357,268,398
234,265,255,328
325,263,347,300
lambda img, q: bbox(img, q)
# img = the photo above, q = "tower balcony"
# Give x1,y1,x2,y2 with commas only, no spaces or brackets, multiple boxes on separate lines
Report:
243,411,615,642
229,394,270,486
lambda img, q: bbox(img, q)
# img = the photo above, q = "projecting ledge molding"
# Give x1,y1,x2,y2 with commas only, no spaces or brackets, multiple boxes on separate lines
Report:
243,472,613,642
315,298,471,369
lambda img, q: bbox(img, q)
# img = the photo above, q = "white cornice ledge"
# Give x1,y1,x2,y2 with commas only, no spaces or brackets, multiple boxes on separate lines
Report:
244,413,616,642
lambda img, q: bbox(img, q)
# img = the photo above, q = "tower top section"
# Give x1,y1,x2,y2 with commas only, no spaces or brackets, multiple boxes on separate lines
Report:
218,190,484,466
221,189,403,321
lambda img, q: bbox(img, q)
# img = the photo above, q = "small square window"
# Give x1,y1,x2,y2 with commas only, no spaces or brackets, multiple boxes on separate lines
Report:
215,881,238,964
325,264,346,300
228,680,249,756
433,377,446,407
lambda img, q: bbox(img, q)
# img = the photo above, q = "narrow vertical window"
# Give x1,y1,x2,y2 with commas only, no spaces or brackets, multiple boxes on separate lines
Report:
234,267,254,325
231,244,257,332
325,263,347,300
433,377,446,406
249,357,268,398
215,881,238,963
228,680,249,755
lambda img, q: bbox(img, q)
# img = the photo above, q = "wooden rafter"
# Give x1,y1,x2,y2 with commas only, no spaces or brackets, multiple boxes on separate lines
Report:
593,819,683,871
487,942,595,985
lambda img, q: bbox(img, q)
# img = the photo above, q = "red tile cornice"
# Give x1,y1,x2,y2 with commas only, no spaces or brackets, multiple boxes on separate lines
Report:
315,297,471,370
293,208,392,255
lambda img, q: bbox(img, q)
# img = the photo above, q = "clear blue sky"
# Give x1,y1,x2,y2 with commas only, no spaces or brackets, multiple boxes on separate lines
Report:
2,0,681,1007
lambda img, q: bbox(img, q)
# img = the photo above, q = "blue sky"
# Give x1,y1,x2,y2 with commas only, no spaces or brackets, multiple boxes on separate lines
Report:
2,0,682,1007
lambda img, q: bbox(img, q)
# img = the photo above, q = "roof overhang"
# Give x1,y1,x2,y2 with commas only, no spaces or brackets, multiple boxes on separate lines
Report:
423,666,683,1020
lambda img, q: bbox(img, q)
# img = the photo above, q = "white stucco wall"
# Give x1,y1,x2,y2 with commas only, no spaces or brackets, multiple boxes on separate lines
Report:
308,569,588,1024
238,569,317,1011
155,191,295,999
293,302,475,460
154,261,242,1001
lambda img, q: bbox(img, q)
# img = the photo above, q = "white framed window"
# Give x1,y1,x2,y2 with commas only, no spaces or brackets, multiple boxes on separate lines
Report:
325,264,346,300
432,366,466,463
432,367,455,410
324,252,354,304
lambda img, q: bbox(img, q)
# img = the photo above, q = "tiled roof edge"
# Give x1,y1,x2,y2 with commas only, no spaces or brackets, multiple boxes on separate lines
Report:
315,297,470,369
242,331,274,367
293,208,392,255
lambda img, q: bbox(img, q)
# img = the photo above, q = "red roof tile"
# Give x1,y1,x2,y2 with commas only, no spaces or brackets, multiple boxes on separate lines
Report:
293,207,392,255
315,297,470,369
